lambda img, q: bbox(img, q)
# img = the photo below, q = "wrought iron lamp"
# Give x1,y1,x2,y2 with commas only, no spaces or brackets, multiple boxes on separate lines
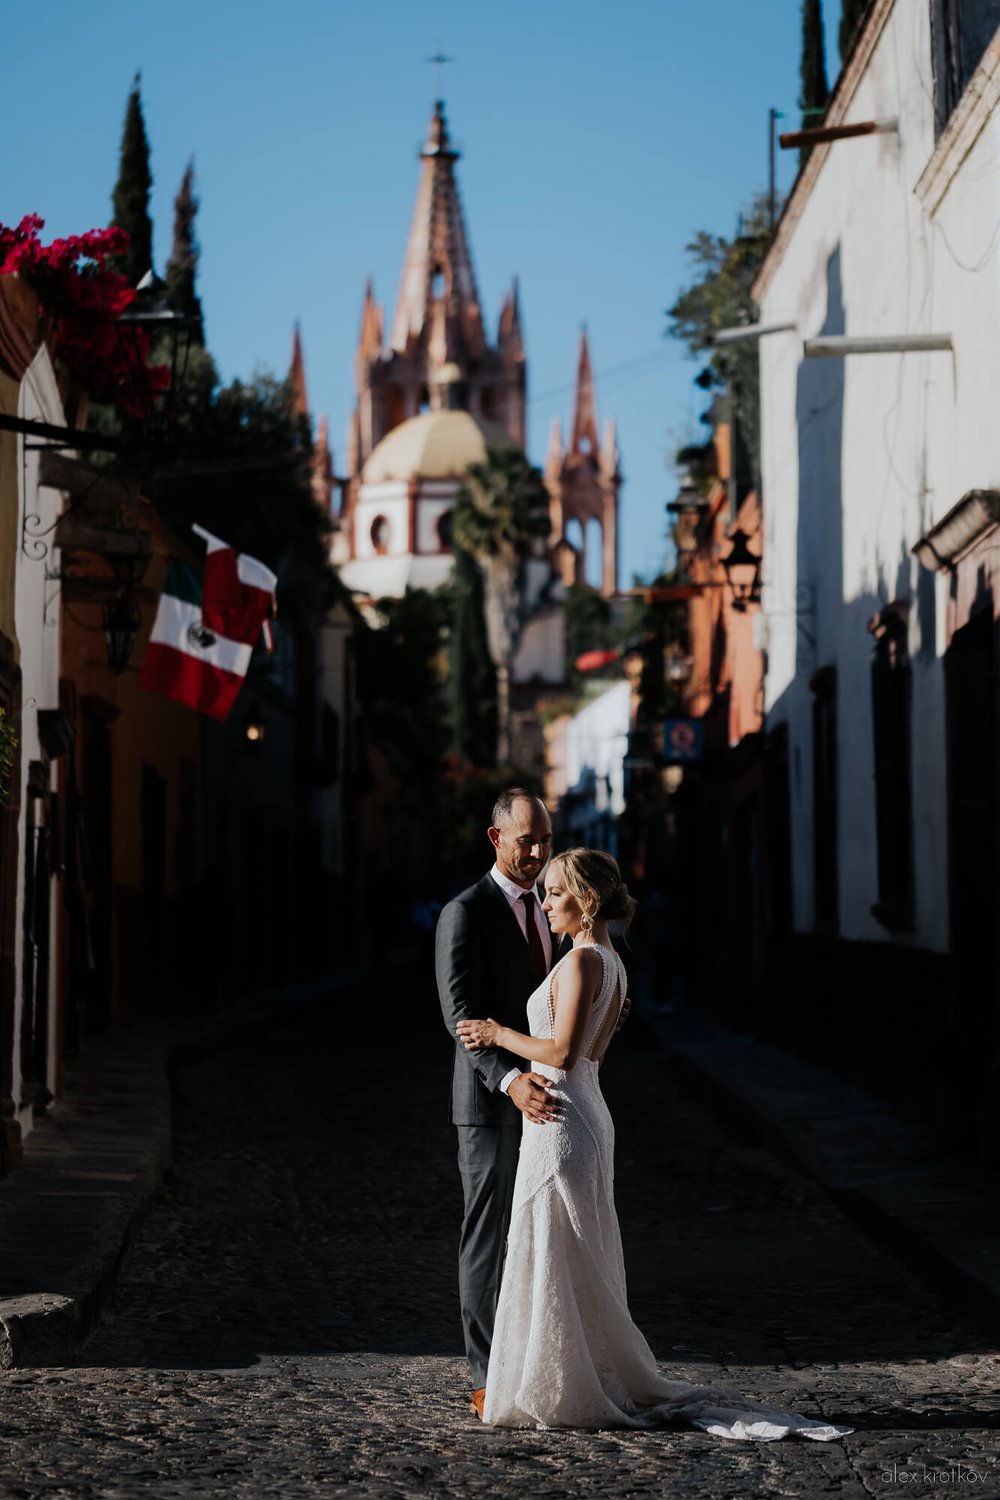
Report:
102,588,143,676
720,528,761,610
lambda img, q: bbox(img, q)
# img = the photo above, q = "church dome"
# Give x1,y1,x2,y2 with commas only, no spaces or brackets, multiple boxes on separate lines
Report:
361,409,515,484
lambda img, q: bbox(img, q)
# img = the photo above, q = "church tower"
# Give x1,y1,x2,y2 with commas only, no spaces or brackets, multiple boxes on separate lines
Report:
349,100,525,477
545,330,620,597
338,101,620,611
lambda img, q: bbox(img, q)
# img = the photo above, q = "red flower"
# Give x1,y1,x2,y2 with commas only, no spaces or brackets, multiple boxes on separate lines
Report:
0,214,169,417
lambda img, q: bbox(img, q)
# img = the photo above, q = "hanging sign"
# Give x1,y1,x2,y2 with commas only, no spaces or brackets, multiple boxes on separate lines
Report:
663,718,704,763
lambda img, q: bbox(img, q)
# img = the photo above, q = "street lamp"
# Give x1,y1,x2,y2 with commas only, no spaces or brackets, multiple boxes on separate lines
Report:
102,588,142,676
720,528,761,610
667,466,709,560
242,702,266,746
116,269,200,439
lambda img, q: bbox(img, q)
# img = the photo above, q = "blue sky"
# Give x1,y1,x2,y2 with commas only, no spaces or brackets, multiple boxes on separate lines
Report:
5,0,844,585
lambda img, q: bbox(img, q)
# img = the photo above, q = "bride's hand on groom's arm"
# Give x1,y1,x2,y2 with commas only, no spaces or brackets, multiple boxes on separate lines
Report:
615,993,632,1032
457,1017,499,1049
455,1022,559,1122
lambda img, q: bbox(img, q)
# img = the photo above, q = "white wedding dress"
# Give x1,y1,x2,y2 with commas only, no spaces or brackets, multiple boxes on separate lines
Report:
483,943,853,1440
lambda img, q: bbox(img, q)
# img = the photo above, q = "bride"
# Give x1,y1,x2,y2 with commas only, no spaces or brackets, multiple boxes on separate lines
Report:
456,848,852,1440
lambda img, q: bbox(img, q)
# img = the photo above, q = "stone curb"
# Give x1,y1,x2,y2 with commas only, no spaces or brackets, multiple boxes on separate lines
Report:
650,1016,1000,1334
0,965,374,1370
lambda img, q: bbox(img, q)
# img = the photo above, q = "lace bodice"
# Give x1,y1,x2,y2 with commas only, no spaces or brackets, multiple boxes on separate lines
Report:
526,941,626,1074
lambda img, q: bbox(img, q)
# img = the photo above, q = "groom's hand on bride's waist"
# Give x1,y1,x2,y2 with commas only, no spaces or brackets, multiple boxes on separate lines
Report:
507,1072,560,1124
615,993,632,1032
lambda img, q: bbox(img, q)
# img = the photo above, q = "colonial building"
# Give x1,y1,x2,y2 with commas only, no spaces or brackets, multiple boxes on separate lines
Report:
754,0,1000,1159
336,101,621,609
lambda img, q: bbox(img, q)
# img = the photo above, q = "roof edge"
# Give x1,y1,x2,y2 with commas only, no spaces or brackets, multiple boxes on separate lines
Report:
753,0,898,304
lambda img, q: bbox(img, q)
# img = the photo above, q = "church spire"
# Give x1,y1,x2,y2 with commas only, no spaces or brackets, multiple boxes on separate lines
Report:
570,328,600,455
389,101,485,361
289,322,308,417
499,276,523,352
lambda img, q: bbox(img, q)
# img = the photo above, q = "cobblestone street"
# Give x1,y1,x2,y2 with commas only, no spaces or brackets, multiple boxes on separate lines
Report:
2,974,999,1499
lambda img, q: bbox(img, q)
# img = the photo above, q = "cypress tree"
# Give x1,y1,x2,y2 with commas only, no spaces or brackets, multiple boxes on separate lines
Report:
166,159,204,342
839,0,868,62
799,0,830,163
111,73,154,286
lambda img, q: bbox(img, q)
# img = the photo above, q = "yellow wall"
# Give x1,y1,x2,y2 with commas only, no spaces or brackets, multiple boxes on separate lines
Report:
115,553,202,895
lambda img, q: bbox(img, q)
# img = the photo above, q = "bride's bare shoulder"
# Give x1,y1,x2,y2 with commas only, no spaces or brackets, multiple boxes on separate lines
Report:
556,946,604,983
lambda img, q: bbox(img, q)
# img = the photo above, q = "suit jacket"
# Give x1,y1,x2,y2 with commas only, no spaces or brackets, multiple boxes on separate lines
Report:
436,872,555,1129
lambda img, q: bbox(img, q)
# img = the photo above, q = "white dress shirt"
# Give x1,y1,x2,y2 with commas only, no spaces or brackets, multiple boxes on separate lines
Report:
489,864,554,1095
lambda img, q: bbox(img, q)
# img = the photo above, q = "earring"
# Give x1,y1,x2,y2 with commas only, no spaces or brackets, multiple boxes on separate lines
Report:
580,911,594,937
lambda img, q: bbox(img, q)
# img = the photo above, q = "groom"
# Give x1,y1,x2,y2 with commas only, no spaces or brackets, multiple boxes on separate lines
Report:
436,788,560,1420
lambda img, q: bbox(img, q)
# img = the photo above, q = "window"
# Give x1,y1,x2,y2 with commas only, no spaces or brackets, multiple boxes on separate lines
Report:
869,601,914,931
930,0,1000,137
370,516,390,554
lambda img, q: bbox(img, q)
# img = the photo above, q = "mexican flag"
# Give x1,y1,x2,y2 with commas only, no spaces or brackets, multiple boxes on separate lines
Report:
139,527,277,720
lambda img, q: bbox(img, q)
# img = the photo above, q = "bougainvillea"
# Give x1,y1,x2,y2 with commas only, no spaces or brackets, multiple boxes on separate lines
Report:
0,214,169,418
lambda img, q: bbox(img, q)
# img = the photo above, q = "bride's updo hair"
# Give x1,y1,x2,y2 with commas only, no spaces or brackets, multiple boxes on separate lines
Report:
550,848,637,937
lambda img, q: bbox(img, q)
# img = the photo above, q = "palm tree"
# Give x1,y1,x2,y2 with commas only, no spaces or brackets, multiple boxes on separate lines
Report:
452,445,551,765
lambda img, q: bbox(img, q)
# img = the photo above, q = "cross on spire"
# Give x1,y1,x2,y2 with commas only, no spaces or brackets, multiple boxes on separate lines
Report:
424,49,454,99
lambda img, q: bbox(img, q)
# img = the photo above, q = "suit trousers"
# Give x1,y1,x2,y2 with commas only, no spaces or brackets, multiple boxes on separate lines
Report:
456,1123,521,1388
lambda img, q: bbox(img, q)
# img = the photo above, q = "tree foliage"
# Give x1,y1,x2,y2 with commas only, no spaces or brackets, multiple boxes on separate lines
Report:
95,86,334,622
111,75,153,286
800,0,830,159
838,0,869,61
166,159,204,342
143,370,331,592
452,446,551,565
666,191,772,488
446,546,497,767
563,583,614,681
452,445,551,763
356,586,451,779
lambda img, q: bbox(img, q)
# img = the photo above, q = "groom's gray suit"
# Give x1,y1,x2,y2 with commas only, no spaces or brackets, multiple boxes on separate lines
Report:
436,872,555,1387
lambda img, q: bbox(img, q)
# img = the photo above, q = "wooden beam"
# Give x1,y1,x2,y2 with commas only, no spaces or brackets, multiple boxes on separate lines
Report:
39,449,144,508
779,118,897,149
0,411,129,451
53,514,152,556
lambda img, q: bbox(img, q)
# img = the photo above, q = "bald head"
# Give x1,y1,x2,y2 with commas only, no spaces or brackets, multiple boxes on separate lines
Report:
491,786,547,830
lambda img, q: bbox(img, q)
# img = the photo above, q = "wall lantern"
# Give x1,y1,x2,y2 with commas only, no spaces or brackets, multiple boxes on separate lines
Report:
116,269,200,440
666,469,708,557
720,528,761,610
102,588,142,676
243,703,266,746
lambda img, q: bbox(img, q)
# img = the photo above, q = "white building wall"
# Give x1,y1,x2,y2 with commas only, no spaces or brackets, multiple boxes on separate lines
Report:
563,680,631,844
758,0,1000,954
512,607,565,685
12,346,66,1125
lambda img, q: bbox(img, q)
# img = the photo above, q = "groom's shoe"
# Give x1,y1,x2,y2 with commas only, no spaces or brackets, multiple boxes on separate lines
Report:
469,1387,486,1420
